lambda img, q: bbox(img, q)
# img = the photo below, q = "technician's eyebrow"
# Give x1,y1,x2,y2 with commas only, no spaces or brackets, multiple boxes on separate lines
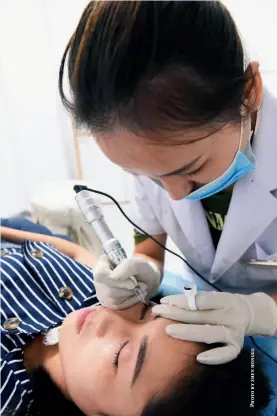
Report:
131,335,149,387
161,155,203,177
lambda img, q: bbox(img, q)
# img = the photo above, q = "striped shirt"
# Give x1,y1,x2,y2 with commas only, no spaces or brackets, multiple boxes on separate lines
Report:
0,240,99,415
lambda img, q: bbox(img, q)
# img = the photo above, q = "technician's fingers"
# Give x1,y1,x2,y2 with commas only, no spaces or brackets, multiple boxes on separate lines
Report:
160,292,230,310
100,277,137,290
165,323,229,344
95,282,147,297
94,255,113,281
108,295,144,310
94,284,132,299
197,345,239,365
111,258,151,281
164,324,239,364
152,305,221,325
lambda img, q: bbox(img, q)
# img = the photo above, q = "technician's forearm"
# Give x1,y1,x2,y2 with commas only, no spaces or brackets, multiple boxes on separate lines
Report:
134,233,167,280
135,253,163,276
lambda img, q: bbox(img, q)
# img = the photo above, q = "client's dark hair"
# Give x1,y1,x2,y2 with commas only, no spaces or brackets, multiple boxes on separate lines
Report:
59,1,256,140
28,347,271,416
142,347,272,416
29,368,84,416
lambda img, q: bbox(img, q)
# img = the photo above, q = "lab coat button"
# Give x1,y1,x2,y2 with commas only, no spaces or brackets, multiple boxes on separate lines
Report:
58,287,73,300
4,317,21,331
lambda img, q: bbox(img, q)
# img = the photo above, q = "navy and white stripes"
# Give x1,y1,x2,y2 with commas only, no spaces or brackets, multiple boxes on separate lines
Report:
1,240,99,415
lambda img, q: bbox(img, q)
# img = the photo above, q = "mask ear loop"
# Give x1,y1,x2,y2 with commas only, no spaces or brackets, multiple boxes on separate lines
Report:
239,101,253,151
240,98,259,152
238,117,244,151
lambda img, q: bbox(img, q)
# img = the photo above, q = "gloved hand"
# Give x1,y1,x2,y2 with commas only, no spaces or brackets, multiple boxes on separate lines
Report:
152,291,277,365
93,254,161,309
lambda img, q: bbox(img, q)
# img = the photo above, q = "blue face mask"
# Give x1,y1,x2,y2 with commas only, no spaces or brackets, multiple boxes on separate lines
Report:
150,121,256,200
185,122,256,200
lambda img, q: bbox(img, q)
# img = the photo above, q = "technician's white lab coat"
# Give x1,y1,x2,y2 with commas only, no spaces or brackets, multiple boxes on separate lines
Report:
130,88,277,294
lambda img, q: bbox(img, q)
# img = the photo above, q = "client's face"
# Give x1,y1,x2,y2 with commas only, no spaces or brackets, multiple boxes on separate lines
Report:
59,303,202,416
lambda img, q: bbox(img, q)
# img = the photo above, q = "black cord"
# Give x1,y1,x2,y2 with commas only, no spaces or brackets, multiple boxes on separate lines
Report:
77,185,277,365
80,186,220,289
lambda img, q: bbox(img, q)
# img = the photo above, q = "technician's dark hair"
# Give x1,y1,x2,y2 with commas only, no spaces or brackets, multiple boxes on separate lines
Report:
25,347,271,416
59,1,256,141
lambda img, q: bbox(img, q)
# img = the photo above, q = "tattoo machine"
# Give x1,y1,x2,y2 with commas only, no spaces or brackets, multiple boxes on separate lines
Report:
74,185,149,306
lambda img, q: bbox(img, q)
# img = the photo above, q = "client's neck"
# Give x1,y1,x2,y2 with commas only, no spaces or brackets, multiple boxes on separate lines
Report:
24,335,46,371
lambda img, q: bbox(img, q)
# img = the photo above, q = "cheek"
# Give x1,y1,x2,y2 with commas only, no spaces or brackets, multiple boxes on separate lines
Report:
60,339,116,414
59,311,79,349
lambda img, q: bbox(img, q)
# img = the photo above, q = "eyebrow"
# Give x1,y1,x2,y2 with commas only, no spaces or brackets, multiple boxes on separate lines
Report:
131,335,148,387
160,154,203,177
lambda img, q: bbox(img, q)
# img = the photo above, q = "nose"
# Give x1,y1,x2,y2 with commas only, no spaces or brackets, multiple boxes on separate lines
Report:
94,307,130,338
160,176,192,200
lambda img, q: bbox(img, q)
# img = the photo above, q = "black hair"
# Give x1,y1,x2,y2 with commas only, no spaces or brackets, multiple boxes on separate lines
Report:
142,347,272,416
59,1,255,141
29,368,84,416
27,347,272,416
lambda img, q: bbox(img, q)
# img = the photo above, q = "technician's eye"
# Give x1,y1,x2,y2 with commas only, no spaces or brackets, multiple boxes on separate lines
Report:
187,166,204,178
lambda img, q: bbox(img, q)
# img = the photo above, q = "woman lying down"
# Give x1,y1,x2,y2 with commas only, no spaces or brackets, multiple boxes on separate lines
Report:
1,226,277,416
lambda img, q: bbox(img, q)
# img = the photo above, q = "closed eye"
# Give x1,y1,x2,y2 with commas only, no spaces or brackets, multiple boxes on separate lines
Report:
187,157,210,178
112,340,129,368
187,165,205,178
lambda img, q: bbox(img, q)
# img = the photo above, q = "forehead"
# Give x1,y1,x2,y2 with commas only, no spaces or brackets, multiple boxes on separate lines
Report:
144,317,200,372
129,318,201,408
96,130,198,174
96,124,235,175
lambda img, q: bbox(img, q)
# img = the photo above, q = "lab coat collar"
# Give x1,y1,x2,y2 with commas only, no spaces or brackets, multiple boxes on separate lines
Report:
211,87,277,279
170,196,215,274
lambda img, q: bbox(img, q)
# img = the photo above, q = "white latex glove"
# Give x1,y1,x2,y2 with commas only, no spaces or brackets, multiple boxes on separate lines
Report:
152,291,277,365
93,254,161,309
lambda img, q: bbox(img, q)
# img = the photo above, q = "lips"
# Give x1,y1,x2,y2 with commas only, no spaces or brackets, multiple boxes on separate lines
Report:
76,307,95,334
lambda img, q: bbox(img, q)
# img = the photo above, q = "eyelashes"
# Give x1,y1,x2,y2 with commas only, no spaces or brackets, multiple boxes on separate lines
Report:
187,166,204,178
112,306,149,368
112,340,129,368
